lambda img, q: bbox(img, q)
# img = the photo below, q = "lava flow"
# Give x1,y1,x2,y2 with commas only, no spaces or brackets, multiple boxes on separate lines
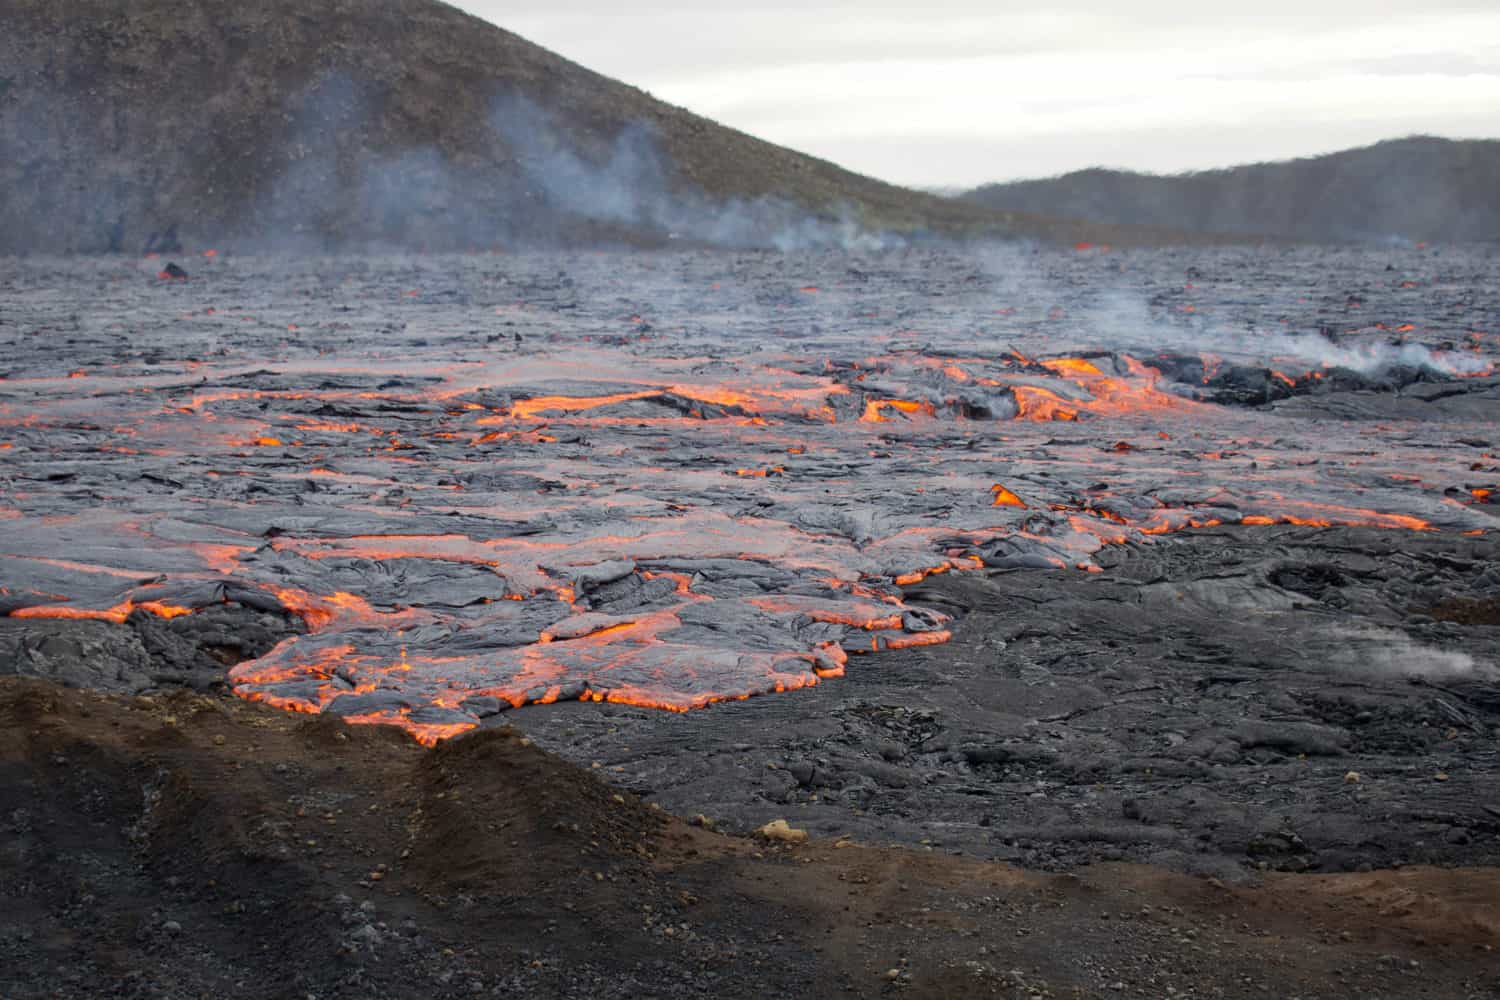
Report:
2,250,1496,745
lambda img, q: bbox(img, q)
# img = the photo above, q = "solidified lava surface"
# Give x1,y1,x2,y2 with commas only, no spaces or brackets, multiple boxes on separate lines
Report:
8,680,1499,1000
2,244,1497,759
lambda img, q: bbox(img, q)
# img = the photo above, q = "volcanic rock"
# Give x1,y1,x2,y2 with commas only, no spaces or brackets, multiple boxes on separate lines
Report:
0,0,1176,253
3,243,1499,887
11,675,1499,997
962,136,1500,243
755,819,808,843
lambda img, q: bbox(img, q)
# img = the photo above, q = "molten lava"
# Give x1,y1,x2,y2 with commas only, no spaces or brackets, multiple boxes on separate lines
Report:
860,399,935,423
6,252,1493,747
991,485,1028,509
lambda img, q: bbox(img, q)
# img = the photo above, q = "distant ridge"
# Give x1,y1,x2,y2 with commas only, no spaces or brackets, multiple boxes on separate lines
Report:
0,0,1200,253
961,137,1500,244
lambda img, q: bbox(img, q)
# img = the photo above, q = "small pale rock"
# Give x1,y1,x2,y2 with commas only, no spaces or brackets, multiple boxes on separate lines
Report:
756,819,808,843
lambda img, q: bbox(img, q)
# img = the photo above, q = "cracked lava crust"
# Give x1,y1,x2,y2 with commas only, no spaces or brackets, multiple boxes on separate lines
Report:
3,244,1498,878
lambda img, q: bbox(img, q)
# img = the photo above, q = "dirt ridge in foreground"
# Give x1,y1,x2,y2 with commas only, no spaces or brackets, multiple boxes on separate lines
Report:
3,676,1497,999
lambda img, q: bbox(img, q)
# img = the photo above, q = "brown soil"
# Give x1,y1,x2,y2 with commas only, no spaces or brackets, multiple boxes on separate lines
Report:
4,676,1496,999
1427,597,1500,627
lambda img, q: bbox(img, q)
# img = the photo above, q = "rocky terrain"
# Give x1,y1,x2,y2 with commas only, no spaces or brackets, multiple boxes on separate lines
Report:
3,241,1499,996
0,0,1199,254
5,678,1499,999
963,136,1500,244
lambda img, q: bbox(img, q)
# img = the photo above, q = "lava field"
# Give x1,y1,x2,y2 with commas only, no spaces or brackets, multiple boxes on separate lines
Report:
3,243,1499,873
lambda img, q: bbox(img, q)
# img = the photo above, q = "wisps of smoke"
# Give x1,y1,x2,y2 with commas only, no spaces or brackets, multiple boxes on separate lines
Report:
486,94,899,252
967,243,1486,377
2,61,903,255
1325,627,1495,682
1096,289,1489,377
222,78,904,254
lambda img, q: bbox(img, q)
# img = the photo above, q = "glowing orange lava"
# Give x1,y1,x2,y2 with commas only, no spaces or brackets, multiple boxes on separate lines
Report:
991,485,1028,508
11,598,195,624
860,399,935,423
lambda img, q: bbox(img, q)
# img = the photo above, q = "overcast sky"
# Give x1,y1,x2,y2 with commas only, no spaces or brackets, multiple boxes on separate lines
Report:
453,1,1500,189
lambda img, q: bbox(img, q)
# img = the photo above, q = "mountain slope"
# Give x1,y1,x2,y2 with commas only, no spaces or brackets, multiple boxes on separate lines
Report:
962,137,1500,244
0,0,1172,253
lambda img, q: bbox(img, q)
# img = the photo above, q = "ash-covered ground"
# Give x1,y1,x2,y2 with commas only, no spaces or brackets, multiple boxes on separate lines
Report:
3,243,1498,878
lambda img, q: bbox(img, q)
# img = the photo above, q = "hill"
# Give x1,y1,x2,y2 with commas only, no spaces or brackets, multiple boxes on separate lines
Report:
962,136,1500,244
0,0,1182,253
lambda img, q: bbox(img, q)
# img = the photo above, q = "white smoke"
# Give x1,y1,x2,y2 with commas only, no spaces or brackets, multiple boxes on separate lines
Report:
966,243,1487,378
484,93,904,253
1134,309,1489,378
1325,627,1495,682
6,64,905,255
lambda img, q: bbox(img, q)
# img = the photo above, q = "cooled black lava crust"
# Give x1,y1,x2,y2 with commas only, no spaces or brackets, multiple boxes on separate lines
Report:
3,244,1497,874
